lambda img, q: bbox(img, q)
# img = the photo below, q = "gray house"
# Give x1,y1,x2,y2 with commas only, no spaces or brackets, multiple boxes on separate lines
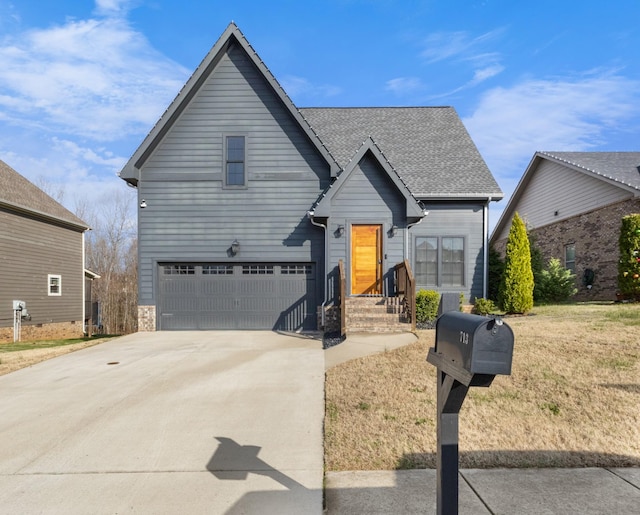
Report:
491,151,640,301
119,23,502,332
0,160,90,342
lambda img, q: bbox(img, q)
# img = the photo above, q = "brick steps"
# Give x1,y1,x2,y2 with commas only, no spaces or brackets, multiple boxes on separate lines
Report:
345,296,411,333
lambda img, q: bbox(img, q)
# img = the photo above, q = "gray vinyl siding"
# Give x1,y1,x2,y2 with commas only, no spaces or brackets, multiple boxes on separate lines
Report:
327,154,406,297
137,40,329,307
410,202,485,302
0,207,84,328
495,160,633,241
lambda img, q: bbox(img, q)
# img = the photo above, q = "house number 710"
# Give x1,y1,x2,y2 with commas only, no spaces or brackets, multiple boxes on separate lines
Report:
459,331,469,345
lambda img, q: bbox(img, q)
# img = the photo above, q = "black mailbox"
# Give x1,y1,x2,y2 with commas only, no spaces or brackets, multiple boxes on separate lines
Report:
426,311,515,514
428,311,514,387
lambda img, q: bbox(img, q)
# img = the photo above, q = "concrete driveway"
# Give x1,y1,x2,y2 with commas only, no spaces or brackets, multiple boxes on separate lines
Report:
0,331,325,514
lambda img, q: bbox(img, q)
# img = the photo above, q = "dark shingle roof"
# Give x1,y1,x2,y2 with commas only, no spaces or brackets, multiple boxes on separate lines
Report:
540,151,640,191
0,160,88,229
299,107,502,199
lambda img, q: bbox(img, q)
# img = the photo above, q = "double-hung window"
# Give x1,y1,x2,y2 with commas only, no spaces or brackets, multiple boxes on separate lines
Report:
225,135,246,187
415,236,465,287
48,274,62,296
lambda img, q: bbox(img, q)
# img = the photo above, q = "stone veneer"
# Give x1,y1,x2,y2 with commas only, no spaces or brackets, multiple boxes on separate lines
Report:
0,321,84,344
137,305,157,332
318,305,341,334
493,198,640,302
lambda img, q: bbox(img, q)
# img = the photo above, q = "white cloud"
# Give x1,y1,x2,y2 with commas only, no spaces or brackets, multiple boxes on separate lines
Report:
464,72,640,179
0,14,189,141
94,0,137,17
421,29,505,65
0,4,161,224
419,29,506,96
464,71,640,234
385,77,425,96
280,75,341,100
0,1,190,227
471,64,505,84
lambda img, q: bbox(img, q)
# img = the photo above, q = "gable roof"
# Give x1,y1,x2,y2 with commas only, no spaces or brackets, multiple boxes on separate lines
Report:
539,151,640,191
491,151,640,241
0,160,89,230
300,107,503,200
312,136,425,219
119,22,340,185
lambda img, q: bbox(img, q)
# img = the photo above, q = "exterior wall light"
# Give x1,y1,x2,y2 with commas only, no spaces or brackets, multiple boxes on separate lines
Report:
390,225,398,237
336,225,345,237
231,239,240,255
140,199,147,209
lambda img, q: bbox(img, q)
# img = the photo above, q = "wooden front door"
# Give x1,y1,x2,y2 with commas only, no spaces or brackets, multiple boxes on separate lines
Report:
351,224,383,295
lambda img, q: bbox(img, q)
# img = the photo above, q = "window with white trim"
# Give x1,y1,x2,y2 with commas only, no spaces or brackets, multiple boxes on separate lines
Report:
48,274,62,296
415,236,465,287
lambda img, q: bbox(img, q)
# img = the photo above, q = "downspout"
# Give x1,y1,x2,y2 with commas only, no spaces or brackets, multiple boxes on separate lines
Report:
483,198,492,299
308,210,329,328
404,210,429,260
82,231,86,335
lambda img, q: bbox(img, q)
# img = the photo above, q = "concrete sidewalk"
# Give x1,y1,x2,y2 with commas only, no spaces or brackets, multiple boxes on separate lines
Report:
325,468,640,514
324,331,418,369
325,332,640,514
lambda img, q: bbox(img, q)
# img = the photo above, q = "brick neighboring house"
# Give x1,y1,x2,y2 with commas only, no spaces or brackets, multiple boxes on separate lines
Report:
490,151,640,301
0,160,91,342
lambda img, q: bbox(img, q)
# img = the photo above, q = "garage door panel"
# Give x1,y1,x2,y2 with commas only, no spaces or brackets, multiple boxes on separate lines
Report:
201,280,235,295
158,263,316,331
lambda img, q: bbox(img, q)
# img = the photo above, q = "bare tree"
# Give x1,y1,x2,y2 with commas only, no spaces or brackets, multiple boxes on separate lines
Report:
35,176,66,204
83,189,138,335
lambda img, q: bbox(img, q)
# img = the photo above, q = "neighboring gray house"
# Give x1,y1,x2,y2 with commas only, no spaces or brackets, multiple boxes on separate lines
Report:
0,160,90,342
119,23,503,332
491,151,640,301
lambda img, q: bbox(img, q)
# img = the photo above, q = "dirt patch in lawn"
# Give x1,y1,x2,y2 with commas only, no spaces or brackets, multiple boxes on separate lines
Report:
0,338,113,376
325,303,640,470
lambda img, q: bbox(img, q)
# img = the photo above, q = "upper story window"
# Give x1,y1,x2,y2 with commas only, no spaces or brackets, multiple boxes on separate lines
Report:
225,135,246,187
564,244,576,273
415,236,465,287
48,274,62,296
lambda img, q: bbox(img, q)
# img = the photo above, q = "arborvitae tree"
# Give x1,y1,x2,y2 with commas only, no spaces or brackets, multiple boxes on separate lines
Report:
617,213,640,300
528,232,545,302
536,257,578,303
487,244,504,302
499,212,534,313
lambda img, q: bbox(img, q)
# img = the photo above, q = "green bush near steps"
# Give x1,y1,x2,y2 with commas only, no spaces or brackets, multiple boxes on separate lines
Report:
415,289,440,325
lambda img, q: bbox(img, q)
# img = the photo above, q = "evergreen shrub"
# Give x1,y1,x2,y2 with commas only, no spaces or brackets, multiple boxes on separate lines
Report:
415,289,440,326
536,257,577,303
473,297,498,316
498,212,534,314
618,214,640,300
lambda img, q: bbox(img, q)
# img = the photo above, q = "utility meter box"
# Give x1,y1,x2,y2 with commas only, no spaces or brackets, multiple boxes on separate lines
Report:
430,311,514,385
12,300,28,318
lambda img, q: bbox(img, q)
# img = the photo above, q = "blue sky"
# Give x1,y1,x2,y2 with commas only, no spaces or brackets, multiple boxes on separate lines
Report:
0,0,638,231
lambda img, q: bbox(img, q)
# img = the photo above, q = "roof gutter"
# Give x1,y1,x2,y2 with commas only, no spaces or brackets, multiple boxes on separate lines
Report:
405,210,429,261
0,200,90,232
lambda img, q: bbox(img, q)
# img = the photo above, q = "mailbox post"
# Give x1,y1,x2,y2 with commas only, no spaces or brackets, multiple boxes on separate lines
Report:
427,311,514,515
